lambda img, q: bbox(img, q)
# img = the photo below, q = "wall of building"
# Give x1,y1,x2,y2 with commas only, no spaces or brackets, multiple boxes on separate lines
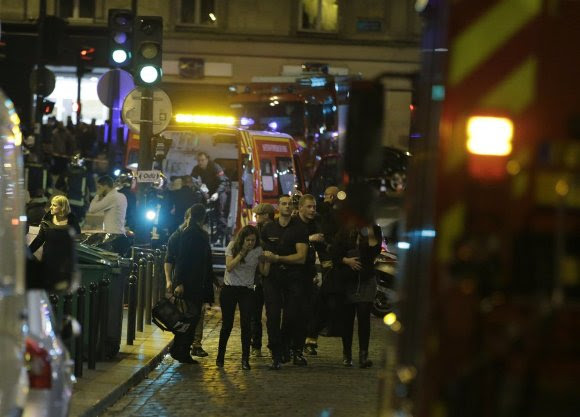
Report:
0,0,422,148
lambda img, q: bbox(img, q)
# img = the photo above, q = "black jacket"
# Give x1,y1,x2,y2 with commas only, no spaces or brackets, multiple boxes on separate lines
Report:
191,161,229,195
165,223,215,304
29,211,81,257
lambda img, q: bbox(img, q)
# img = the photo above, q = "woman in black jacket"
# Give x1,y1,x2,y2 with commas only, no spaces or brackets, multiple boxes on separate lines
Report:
29,195,81,257
332,223,382,368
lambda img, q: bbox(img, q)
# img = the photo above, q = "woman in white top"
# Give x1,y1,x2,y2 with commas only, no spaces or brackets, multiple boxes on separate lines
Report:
216,225,269,370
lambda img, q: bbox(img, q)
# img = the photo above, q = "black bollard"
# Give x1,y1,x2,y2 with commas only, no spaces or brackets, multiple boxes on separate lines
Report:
145,254,154,325
63,292,74,353
137,258,146,332
152,249,162,305
74,286,86,378
126,273,138,345
98,278,111,359
63,292,73,316
88,282,99,370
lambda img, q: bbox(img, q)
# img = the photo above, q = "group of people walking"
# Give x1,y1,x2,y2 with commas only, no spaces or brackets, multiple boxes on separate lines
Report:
164,186,383,370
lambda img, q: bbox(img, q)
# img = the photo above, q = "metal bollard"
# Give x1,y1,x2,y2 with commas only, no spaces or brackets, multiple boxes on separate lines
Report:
63,292,74,353
98,278,110,359
136,257,146,332
145,254,154,325
152,249,161,305
49,293,59,317
63,292,73,316
88,282,99,370
126,273,138,345
74,286,86,378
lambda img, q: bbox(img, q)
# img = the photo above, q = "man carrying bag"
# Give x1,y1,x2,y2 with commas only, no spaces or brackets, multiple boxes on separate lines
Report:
164,204,215,364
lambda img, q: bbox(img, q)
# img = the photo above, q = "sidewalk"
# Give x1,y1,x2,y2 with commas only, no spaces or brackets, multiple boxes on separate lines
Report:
69,307,220,417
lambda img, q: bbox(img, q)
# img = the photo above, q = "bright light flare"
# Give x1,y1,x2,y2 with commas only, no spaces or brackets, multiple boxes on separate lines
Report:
174,114,236,126
146,210,156,221
466,116,513,156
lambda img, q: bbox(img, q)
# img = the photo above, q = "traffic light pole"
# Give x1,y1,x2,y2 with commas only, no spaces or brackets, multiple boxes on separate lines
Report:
33,0,47,157
136,87,154,244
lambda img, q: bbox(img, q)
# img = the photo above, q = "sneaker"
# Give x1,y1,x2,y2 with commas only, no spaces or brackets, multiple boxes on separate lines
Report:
251,348,262,357
304,343,318,356
191,346,209,357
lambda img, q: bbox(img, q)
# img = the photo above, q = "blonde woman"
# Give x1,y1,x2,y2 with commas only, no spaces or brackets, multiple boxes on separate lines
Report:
29,195,81,259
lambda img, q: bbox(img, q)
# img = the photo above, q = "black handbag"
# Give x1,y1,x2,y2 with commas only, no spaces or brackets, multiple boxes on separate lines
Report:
152,296,195,334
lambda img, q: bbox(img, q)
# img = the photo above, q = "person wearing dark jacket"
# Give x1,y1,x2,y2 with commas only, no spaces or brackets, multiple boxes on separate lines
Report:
29,195,81,257
332,223,382,368
164,204,215,364
190,151,229,245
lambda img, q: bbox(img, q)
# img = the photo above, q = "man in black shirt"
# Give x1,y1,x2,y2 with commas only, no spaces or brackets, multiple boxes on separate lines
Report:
164,204,215,364
190,151,229,244
261,195,309,369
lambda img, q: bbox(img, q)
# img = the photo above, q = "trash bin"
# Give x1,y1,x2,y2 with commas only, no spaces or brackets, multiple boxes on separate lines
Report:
75,243,128,359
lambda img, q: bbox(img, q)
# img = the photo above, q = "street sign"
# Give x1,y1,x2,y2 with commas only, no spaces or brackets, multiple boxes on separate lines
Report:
122,87,172,134
29,67,56,96
97,69,135,108
136,170,161,183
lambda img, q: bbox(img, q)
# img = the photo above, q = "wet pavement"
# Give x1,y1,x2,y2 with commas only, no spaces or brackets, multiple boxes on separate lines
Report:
102,307,394,417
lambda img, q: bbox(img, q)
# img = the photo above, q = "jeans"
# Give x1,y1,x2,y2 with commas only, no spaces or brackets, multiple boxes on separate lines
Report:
218,285,254,360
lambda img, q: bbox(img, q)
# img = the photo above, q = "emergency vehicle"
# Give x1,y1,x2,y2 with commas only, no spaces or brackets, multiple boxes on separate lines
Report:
380,1,580,416
228,67,352,179
124,114,305,236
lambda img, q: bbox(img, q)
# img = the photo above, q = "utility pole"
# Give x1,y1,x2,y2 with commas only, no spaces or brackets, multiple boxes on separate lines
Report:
32,0,47,157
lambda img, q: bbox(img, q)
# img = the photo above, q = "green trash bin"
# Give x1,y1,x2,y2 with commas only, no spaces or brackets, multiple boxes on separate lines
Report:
76,243,126,359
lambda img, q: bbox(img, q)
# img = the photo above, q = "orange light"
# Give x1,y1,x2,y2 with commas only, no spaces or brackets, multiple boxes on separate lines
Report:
409,104,415,111
466,116,513,156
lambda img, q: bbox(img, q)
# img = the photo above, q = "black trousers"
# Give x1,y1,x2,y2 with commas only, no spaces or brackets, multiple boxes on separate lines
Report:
172,300,202,356
341,301,372,355
218,285,254,360
263,268,308,359
250,284,264,349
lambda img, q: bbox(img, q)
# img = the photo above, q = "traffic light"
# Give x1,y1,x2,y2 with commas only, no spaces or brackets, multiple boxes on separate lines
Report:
79,46,95,62
42,100,55,115
108,9,133,67
133,16,163,86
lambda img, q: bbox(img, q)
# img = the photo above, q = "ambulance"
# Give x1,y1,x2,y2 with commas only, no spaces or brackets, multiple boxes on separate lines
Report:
124,114,306,238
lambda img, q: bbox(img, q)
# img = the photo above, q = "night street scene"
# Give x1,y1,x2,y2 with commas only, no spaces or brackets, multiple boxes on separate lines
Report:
1,0,579,416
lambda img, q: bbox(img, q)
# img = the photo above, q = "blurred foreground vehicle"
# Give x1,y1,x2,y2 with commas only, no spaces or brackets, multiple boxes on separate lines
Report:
0,90,76,417
23,291,75,417
382,2,580,417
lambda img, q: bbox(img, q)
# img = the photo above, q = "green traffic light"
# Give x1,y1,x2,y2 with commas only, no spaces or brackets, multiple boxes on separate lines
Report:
139,66,160,84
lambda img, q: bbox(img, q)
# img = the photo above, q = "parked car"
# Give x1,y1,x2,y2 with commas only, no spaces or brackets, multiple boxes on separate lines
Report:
23,290,75,417
0,89,77,417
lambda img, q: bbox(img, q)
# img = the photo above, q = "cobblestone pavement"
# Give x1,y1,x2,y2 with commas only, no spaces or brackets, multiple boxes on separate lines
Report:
103,306,393,417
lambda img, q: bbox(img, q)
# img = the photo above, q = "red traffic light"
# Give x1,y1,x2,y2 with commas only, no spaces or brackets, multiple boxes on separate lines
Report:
42,100,55,115
80,47,95,61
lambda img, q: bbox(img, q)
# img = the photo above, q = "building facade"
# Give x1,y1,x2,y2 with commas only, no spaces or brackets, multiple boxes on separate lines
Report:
0,0,421,148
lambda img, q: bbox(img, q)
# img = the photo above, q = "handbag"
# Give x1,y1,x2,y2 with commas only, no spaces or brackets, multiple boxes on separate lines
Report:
152,296,195,334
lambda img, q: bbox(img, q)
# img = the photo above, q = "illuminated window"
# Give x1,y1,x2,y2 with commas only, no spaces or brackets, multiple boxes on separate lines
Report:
300,0,338,32
180,0,217,25
58,0,95,19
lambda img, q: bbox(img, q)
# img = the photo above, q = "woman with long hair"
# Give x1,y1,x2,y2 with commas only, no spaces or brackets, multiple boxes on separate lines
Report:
332,223,382,368
217,225,269,370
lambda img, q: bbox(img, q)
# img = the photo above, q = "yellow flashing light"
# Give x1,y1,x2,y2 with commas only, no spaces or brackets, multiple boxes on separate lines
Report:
466,116,513,156
175,113,236,126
